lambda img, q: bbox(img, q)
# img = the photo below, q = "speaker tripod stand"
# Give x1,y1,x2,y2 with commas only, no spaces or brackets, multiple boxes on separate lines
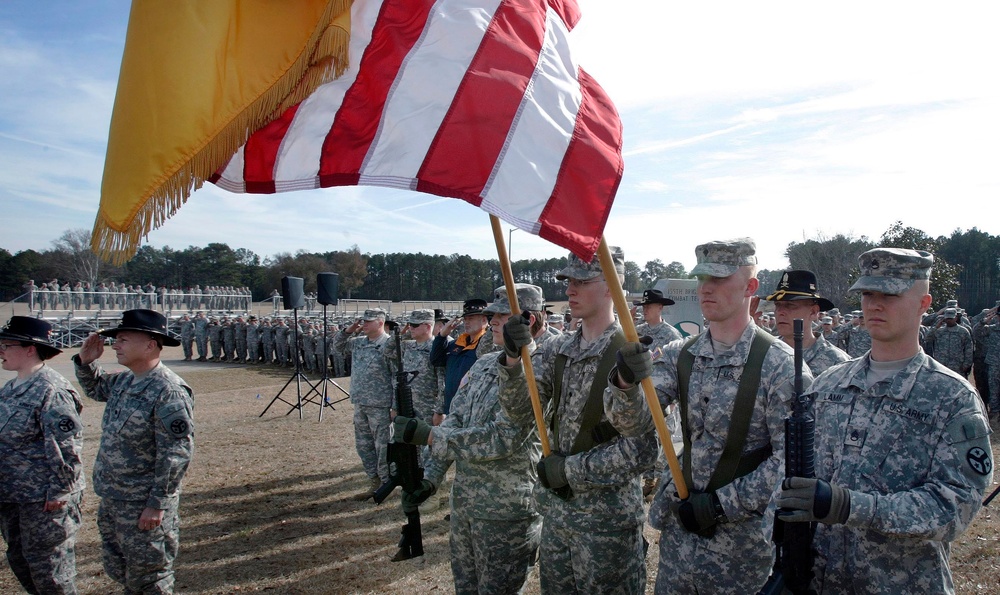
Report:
259,307,318,419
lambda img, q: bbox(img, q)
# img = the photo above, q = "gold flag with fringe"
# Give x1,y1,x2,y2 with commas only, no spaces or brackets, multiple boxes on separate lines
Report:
94,0,353,264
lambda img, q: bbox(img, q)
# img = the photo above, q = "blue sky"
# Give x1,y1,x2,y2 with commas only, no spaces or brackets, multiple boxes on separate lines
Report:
2,1,998,272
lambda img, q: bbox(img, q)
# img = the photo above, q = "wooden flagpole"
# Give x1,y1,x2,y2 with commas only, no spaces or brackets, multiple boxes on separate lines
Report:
597,237,688,499
490,216,552,456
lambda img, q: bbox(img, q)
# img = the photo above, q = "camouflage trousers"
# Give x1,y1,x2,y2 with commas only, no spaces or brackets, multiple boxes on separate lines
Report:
988,363,1000,416
97,499,180,595
181,336,194,360
449,511,540,595
235,339,247,362
654,517,772,594
0,493,82,595
539,520,647,594
353,406,390,482
195,334,207,359
223,338,235,361
275,342,288,365
210,338,222,360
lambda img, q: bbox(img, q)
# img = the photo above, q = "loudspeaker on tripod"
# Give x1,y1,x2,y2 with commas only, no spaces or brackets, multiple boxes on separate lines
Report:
281,276,305,309
317,272,340,306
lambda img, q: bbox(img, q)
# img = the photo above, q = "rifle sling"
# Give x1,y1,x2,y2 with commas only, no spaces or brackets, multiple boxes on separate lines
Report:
678,330,776,493
550,330,626,455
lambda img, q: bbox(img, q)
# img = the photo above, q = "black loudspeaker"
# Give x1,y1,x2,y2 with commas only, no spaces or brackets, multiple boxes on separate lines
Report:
281,276,305,309
317,272,340,306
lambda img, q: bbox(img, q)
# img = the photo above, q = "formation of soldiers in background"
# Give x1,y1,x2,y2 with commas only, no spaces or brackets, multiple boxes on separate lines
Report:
23,279,253,314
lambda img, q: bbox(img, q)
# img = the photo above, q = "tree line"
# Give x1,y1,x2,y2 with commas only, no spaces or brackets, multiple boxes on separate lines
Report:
3,222,999,313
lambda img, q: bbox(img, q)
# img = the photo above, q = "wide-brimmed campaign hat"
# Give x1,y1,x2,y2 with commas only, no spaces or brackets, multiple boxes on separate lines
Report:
99,309,180,346
633,289,675,307
462,299,488,317
765,270,835,312
0,316,62,354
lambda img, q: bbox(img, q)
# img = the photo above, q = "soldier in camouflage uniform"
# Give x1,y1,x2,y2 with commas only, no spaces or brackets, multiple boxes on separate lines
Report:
764,269,850,376
179,314,194,361
388,310,444,423
634,289,683,346
222,318,236,362
973,308,1000,419
926,307,974,377
395,286,543,590
1,318,84,595
208,317,223,361
776,248,993,592
621,239,805,593
245,317,260,365
260,319,275,365
74,310,194,595
274,319,289,366
301,325,317,372
840,313,873,358
233,316,247,364
499,251,658,593
193,311,209,362
334,309,395,499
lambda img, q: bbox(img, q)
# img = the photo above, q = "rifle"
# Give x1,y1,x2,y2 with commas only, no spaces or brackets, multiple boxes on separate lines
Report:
372,326,424,561
758,319,817,595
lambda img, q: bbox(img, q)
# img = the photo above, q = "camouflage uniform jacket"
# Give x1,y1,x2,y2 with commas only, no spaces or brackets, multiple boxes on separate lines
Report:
926,324,974,375
637,320,683,347
180,319,194,339
74,359,194,509
973,319,1000,365
426,356,539,521
193,316,208,337
804,352,992,593
390,338,444,420
843,326,873,358
0,366,85,502
335,331,393,407
804,333,851,376
497,322,658,532
642,322,806,530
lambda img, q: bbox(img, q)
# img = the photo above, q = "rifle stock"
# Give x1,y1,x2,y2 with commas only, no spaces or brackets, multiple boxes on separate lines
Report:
758,319,817,595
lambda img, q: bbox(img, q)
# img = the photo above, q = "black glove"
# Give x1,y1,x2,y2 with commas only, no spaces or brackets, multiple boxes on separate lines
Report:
672,491,722,536
401,480,437,513
537,453,573,500
616,336,654,385
502,313,533,359
392,415,431,445
776,477,851,525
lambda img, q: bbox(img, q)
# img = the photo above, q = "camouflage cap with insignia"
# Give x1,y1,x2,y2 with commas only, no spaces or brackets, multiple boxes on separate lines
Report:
943,307,957,319
555,246,624,280
406,309,435,325
690,238,757,278
849,248,934,294
362,308,387,321
484,284,544,315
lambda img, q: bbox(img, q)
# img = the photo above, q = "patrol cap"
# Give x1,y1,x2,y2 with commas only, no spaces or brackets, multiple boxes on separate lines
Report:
849,248,934,294
821,316,833,324
555,246,625,281
943,308,957,319
946,299,958,308
828,308,841,316
690,238,757,278
406,309,435,325
362,308,387,321
547,313,564,324
484,284,544,315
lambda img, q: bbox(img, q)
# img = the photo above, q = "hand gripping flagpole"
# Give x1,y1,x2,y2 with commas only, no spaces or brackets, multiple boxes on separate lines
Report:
490,216,552,456
597,237,688,499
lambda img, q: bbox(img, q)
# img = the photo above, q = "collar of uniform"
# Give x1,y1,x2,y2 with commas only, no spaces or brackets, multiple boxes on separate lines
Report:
838,351,928,400
124,362,165,395
691,320,760,367
557,320,622,359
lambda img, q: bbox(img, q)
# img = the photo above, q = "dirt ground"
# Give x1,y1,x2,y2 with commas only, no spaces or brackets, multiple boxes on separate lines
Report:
1,321,999,593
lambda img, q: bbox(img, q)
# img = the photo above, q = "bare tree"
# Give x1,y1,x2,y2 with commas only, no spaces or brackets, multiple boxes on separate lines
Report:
51,228,102,285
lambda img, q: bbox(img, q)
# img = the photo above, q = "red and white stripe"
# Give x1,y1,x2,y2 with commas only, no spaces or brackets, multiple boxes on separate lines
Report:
212,0,622,260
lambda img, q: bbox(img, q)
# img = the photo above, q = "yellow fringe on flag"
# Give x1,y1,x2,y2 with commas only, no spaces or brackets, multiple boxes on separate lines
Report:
94,0,353,264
